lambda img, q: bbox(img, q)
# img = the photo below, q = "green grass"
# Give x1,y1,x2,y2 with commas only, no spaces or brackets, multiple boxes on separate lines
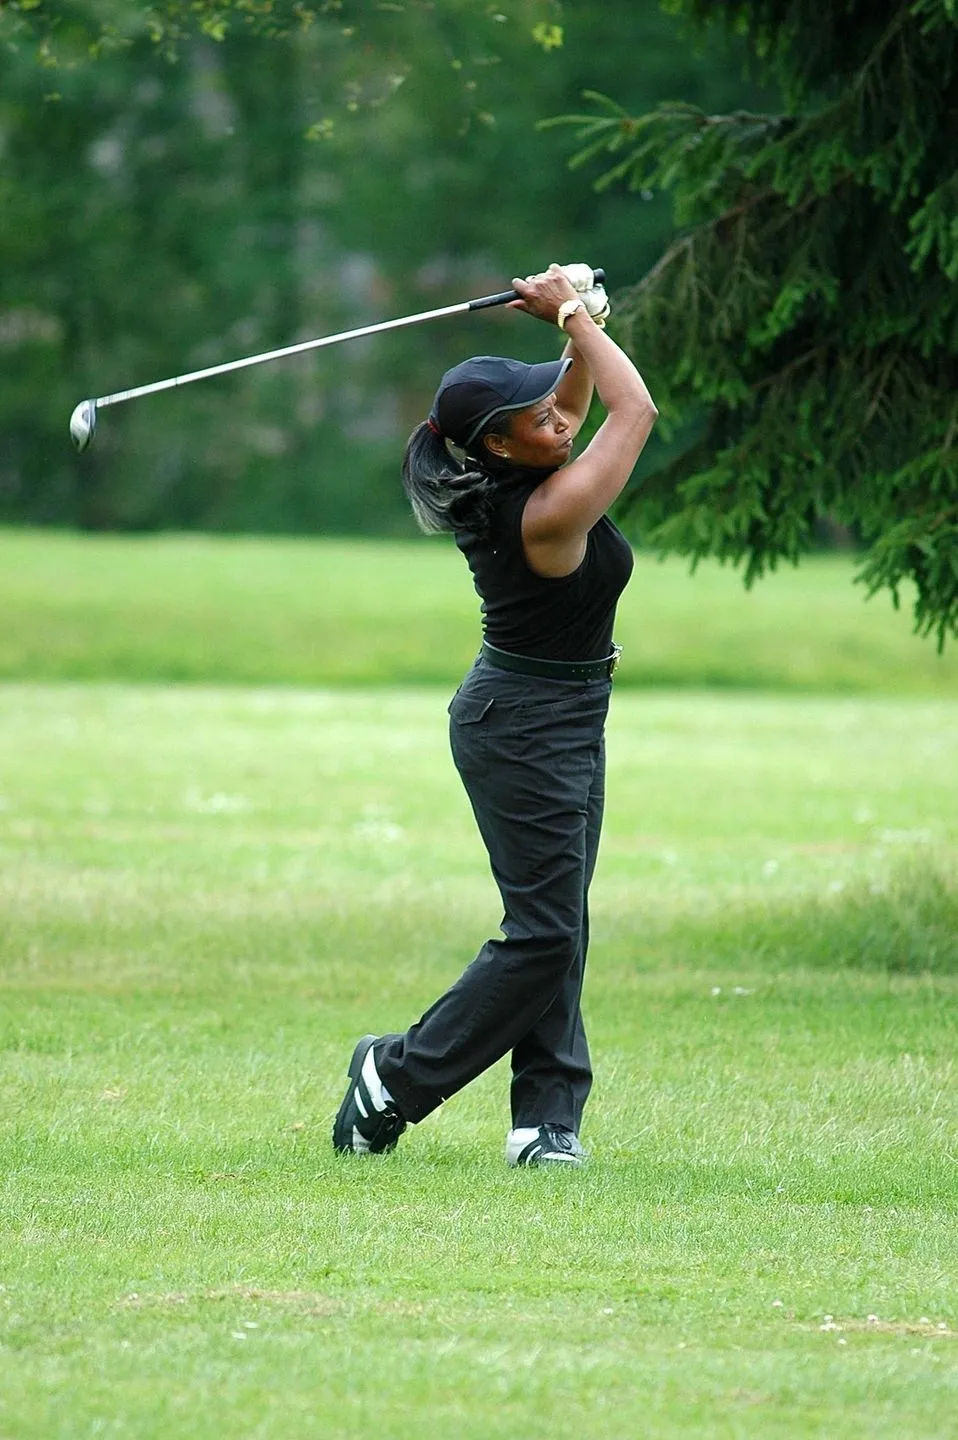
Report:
1,683,957,1437
2,527,957,691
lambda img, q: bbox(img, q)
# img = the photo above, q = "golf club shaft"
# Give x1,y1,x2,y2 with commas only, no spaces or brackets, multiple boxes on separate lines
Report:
89,271,605,411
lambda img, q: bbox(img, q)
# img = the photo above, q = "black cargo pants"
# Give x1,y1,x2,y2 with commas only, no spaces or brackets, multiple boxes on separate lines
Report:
377,653,611,1134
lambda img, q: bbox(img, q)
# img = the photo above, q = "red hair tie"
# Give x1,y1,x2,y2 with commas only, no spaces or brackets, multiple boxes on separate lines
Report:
427,417,442,437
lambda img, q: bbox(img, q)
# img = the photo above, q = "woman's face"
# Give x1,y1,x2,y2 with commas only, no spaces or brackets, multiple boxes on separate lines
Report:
483,393,573,470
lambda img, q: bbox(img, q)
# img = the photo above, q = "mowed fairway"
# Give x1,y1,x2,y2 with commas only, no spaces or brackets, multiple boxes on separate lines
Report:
2,672,957,1437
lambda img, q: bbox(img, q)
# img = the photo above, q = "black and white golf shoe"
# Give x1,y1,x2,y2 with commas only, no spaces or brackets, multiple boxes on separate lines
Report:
332,1034,407,1155
505,1124,587,1167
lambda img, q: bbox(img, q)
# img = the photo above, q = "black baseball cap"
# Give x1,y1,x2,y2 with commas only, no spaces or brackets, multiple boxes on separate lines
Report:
429,355,572,449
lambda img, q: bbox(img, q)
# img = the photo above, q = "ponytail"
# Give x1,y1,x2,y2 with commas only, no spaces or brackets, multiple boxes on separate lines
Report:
401,420,512,538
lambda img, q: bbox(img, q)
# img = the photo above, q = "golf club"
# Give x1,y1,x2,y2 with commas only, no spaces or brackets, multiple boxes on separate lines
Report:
69,268,606,452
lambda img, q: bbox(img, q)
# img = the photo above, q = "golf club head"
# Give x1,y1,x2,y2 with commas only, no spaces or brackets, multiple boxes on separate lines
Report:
70,399,97,452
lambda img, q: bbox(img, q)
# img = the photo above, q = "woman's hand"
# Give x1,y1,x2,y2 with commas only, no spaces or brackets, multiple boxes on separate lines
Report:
510,262,580,325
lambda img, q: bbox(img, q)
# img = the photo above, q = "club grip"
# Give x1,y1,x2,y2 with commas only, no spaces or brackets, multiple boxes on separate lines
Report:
469,268,606,311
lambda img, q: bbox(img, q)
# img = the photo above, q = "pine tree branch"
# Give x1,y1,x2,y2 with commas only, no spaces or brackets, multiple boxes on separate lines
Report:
558,1,958,642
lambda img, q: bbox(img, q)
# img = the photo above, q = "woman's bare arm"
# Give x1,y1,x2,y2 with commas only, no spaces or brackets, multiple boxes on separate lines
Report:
511,264,658,577
554,335,594,435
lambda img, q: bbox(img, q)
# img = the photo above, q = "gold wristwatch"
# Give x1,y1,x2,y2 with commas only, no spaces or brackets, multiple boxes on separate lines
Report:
556,298,585,330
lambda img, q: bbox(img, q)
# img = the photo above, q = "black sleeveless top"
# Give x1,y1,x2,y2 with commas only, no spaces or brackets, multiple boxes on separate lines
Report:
454,473,634,662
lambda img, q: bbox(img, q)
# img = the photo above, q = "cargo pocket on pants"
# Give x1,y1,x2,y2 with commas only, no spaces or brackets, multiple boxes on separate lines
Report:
448,694,495,777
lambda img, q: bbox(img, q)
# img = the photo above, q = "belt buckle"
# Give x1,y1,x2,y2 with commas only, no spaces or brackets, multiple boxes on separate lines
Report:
608,644,622,678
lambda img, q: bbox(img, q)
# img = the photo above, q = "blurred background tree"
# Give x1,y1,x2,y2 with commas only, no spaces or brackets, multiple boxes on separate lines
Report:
0,0,762,533
4,0,953,642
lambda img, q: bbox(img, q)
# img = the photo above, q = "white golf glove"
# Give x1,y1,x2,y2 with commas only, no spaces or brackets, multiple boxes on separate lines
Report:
560,263,595,293
558,265,610,326
579,284,611,327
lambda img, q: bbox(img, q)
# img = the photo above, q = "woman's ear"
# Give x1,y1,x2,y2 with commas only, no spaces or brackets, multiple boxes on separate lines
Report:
483,432,509,458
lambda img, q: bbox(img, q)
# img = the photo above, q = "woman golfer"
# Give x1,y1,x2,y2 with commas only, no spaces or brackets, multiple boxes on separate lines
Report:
333,262,657,1165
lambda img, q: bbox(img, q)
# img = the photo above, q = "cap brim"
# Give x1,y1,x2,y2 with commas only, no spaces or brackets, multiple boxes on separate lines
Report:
462,357,573,448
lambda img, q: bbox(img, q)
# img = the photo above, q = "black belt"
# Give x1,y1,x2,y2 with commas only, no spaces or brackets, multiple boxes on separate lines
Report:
480,640,622,681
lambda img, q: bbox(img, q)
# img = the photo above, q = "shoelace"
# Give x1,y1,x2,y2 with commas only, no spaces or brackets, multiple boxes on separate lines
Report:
541,1124,574,1153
